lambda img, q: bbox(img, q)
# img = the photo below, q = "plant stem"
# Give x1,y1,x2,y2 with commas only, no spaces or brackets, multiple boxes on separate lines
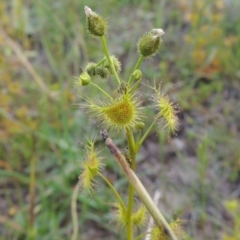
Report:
71,183,80,240
136,118,158,151
90,82,112,99
126,183,134,240
126,128,136,240
128,55,144,86
98,173,125,209
126,128,136,161
101,36,121,85
101,130,179,240
95,58,106,67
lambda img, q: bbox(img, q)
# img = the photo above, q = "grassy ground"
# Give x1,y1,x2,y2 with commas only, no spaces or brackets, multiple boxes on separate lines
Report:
0,0,240,239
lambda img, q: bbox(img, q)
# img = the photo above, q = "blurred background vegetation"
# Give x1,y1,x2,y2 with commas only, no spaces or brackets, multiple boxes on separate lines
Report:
0,0,240,239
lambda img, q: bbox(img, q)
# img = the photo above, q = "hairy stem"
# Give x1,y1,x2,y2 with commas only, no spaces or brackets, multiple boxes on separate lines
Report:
101,36,121,84
100,130,179,240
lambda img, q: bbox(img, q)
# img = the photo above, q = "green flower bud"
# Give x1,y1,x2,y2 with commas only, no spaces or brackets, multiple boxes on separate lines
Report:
86,62,97,76
104,55,121,74
96,67,110,79
132,69,142,81
79,72,91,86
138,28,165,58
84,6,107,37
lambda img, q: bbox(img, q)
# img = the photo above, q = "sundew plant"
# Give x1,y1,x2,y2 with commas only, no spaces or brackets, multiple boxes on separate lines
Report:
73,6,185,240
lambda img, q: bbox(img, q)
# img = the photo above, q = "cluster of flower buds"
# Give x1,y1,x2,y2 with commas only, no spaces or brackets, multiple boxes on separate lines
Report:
79,56,121,85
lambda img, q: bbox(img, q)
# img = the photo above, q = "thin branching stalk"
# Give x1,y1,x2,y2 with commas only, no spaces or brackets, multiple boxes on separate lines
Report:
126,183,134,240
99,173,125,209
101,36,121,84
89,82,112,99
100,129,179,240
137,118,158,151
95,58,107,67
128,55,144,86
125,127,137,240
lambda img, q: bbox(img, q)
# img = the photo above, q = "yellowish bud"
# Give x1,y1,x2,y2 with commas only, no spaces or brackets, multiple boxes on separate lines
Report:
84,6,107,37
79,72,91,86
132,69,142,81
138,28,165,58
